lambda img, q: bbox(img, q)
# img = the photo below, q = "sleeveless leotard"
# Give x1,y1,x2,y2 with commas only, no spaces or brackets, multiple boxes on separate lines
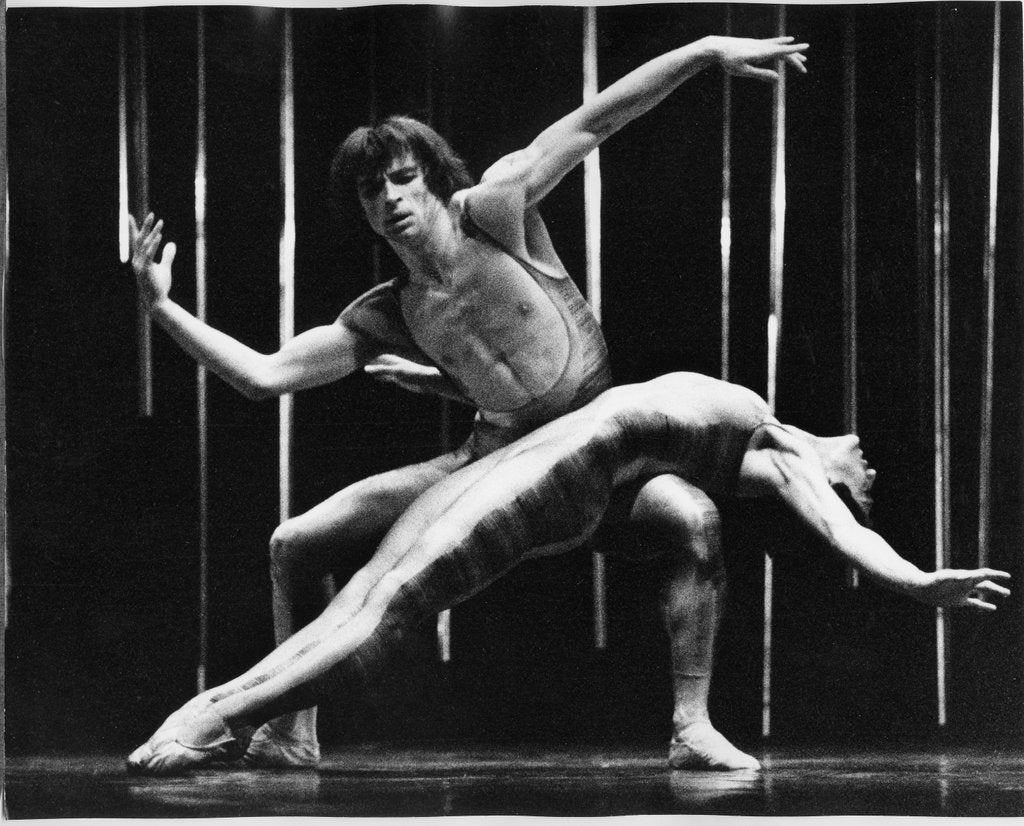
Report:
338,210,611,459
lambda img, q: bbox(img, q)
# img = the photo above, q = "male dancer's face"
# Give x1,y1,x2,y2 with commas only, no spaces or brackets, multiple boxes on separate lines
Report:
357,153,441,245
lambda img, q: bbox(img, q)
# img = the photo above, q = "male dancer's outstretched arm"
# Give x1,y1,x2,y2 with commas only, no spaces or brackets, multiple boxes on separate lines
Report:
129,213,381,400
463,36,807,252
490,37,806,204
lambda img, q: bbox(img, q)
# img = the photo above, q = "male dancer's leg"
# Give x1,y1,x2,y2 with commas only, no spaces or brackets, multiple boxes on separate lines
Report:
622,476,760,770
248,447,473,766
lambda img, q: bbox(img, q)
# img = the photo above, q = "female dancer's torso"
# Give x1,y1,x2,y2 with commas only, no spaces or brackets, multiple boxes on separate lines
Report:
581,372,774,497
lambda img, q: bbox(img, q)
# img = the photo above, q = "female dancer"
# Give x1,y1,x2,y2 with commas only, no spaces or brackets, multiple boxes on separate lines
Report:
128,372,1010,775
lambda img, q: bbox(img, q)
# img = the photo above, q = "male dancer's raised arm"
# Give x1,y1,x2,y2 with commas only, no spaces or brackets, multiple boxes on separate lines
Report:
471,35,807,222
129,213,377,400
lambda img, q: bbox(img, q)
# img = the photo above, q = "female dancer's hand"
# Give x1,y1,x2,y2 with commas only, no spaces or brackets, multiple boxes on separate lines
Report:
364,354,469,404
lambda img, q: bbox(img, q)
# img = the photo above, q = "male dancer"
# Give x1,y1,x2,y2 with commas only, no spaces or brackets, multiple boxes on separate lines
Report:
129,34,808,770
127,371,1011,775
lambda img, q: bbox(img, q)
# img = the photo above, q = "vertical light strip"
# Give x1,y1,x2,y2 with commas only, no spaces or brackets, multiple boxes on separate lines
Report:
583,7,602,324
763,3,787,741
195,8,209,694
436,601,451,663
131,12,153,416
938,167,952,725
767,7,787,415
1,7,8,631
583,5,607,651
915,14,933,446
434,9,453,664
118,16,130,264
842,11,858,441
842,10,860,589
932,7,949,728
942,174,952,569
720,5,732,381
280,10,295,525
370,13,382,288
978,2,1001,568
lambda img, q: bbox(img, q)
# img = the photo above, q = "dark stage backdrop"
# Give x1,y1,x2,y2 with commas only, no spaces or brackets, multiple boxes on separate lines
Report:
6,4,1023,755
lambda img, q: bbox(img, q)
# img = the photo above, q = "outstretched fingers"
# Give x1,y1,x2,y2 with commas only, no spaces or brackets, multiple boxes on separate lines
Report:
130,213,160,260
160,241,177,268
775,43,809,75
774,36,810,49
787,52,808,73
737,66,780,83
128,214,148,257
966,570,1012,610
727,38,810,82
763,36,809,53
975,574,1012,597
137,212,156,245
143,222,163,258
922,567,1013,610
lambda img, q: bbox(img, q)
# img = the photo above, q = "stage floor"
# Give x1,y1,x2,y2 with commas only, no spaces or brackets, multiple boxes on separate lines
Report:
5,744,1024,819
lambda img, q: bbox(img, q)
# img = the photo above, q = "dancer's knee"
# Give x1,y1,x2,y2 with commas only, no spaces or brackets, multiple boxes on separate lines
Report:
670,497,725,582
632,479,725,582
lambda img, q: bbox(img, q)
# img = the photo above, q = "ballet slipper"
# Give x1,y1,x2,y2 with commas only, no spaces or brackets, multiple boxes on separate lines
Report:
126,700,252,776
668,721,762,771
242,718,320,769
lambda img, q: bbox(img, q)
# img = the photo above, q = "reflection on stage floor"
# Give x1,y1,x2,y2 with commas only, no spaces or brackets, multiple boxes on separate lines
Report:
5,743,1024,819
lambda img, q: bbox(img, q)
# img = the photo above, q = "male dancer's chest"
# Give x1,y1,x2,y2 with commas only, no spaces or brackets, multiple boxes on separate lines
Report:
398,243,572,414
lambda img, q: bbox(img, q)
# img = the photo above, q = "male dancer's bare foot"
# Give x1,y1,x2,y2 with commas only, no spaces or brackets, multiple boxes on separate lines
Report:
668,721,761,771
126,696,253,776
242,710,320,769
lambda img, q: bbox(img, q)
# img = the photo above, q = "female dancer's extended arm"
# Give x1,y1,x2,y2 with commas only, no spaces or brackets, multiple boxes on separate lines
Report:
737,425,1011,610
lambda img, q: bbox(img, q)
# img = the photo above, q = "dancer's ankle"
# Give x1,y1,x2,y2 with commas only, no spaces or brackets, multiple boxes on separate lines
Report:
673,709,712,732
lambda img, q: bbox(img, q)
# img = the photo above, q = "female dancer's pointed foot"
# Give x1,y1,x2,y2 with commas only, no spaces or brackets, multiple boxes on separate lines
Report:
126,699,252,776
668,721,762,771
